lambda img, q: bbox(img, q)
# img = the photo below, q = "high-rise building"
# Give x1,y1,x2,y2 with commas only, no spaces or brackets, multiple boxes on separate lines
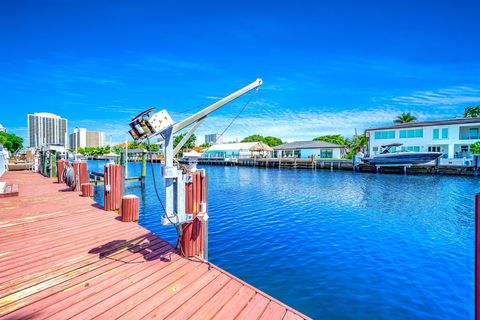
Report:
28,113,68,148
69,128,105,149
86,131,106,148
0,124,6,133
205,133,223,145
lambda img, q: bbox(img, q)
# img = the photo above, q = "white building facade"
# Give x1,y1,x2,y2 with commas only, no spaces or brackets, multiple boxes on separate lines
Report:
366,118,480,160
273,141,344,159
202,142,270,159
28,112,68,148
69,128,106,149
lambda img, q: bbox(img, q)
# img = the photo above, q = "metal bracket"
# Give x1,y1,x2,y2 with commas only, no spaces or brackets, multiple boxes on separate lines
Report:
162,166,178,179
162,169,192,225
173,117,206,156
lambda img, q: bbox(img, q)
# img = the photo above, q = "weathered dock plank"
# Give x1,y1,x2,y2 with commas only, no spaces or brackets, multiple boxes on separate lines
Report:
0,171,310,320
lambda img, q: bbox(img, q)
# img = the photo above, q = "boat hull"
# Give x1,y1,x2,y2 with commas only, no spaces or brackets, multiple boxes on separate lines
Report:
363,152,443,166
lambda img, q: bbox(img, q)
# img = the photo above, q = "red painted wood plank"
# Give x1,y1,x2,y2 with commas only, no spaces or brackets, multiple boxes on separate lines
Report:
0,227,147,281
99,263,209,320
1,242,175,319
0,239,171,315
207,264,309,319
235,293,270,320
0,217,129,261
258,300,287,320
212,285,256,320
0,214,117,248
0,233,165,297
68,261,203,320
2,221,141,262
165,273,231,320
140,269,222,320
0,218,144,264
20,254,187,320
283,310,305,320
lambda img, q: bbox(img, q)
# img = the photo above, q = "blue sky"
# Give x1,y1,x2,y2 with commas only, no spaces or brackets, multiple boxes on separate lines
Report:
1,0,480,144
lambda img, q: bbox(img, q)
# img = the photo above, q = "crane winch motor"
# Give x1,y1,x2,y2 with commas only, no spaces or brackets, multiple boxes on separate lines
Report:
128,108,174,141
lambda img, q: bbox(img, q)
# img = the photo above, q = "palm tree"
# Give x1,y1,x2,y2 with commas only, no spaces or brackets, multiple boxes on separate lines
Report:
394,112,417,124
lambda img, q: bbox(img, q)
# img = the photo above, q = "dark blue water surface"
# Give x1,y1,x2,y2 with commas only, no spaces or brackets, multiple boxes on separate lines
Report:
89,161,475,319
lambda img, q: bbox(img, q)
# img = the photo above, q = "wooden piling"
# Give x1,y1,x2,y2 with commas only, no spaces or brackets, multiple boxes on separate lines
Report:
72,161,88,191
141,152,147,184
180,171,207,259
81,183,94,197
56,160,68,183
120,195,140,222
104,164,123,211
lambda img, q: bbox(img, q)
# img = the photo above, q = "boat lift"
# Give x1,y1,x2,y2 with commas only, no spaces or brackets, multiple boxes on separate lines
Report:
127,79,262,258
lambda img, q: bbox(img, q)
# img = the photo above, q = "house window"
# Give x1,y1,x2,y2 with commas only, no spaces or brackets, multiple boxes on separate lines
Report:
441,128,448,139
374,131,395,139
319,149,333,158
469,128,479,139
399,129,423,138
433,129,439,139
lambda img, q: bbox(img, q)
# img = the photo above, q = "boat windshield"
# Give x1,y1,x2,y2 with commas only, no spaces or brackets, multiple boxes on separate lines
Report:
380,143,403,154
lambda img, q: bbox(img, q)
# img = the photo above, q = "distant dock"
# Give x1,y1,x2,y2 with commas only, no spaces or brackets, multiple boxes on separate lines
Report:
199,157,479,176
0,171,310,319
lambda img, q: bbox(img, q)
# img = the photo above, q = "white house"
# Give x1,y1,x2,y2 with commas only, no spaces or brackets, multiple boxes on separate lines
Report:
202,142,273,159
273,141,344,159
365,117,480,162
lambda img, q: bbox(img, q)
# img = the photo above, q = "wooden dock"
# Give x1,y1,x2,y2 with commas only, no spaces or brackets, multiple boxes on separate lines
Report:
0,171,310,320
199,157,479,176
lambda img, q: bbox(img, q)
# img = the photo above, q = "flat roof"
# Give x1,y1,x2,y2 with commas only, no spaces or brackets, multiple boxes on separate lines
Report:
273,140,344,150
366,117,480,131
30,112,62,119
204,142,259,151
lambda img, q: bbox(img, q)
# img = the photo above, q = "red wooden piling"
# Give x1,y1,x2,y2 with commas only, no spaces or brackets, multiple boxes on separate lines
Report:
120,195,139,222
476,193,480,320
56,160,68,183
72,161,88,191
81,183,94,197
180,171,207,258
104,164,123,211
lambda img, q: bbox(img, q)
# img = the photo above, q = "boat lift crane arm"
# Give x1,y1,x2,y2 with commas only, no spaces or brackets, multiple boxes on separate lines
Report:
127,78,262,226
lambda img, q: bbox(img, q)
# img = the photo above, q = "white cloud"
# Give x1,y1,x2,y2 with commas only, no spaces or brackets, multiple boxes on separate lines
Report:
95,105,144,114
192,107,446,143
391,85,480,106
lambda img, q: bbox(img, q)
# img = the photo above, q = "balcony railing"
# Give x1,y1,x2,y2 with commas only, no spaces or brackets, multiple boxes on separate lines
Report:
459,134,480,140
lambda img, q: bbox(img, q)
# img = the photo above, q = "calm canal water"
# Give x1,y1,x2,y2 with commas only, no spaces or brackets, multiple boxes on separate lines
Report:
89,160,474,319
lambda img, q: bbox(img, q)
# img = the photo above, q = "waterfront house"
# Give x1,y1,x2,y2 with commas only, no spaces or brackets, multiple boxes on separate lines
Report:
202,142,273,159
365,117,480,165
273,140,344,159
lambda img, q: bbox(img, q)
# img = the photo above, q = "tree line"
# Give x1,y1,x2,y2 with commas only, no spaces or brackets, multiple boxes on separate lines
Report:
0,132,23,153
